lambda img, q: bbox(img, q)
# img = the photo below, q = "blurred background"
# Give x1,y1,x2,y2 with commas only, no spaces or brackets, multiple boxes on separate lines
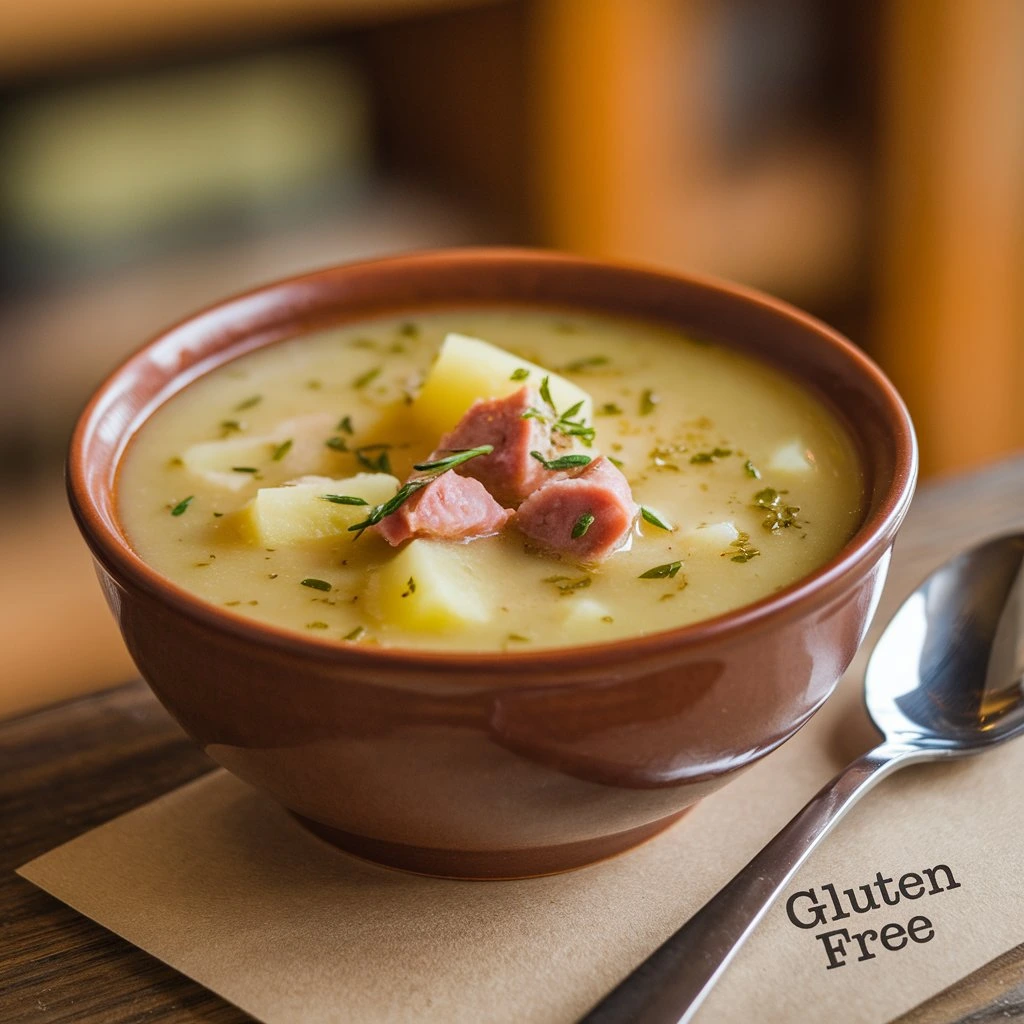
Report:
2,0,1021,717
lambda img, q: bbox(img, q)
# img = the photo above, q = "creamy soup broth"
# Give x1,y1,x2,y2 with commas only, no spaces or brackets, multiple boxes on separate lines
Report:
118,308,864,651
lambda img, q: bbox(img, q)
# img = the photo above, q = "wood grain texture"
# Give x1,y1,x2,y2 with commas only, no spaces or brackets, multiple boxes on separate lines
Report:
1,455,1022,1024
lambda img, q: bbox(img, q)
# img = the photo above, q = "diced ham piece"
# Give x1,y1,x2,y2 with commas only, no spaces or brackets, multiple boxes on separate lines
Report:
435,386,559,507
514,456,638,562
374,472,512,546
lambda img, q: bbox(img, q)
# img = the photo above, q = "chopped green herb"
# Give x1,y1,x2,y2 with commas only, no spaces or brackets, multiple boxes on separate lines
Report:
320,494,369,506
597,402,623,416
744,459,761,479
640,389,659,415
337,415,355,434
510,367,531,381
601,615,614,623
398,322,420,338
401,576,417,598
690,447,733,464
343,626,366,642
639,560,682,579
354,445,392,474
607,456,625,469
348,446,494,538
231,466,259,473
563,355,609,372
539,375,555,409
326,436,349,452
571,512,596,539
170,495,194,516
306,621,329,630
353,366,382,389
753,488,801,531
640,506,672,531
212,512,223,518
530,451,592,471
301,578,332,592
555,576,592,593
219,419,242,434
235,395,262,411
413,445,494,473
507,633,531,643
167,456,184,468
271,439,293,461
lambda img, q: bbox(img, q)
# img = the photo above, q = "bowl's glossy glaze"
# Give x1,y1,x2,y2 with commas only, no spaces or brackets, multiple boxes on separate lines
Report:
68,249,916,878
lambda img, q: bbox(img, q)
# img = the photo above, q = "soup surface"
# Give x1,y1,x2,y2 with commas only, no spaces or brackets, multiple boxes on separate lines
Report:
119,308,864,651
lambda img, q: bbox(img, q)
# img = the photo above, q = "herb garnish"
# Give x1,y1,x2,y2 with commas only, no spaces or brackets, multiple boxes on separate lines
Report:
232,466,259,473
522,378,597,446
597,402,623,416
744,459,761,479
753,488,801,531
530,451,592,471
343,626,366,641
353,366,382,389
690,447,733,464
398,322,420,338
235,395,262,411
640,389,659,415
563,356,609,372
507,633,530,643
306,621,329,629
401,577,416,598
170,495,194,516
337,415,355,434
347,445,494,538
325,436,349,452
301,578,332,592
728,532,761,562
219,419,242,435
510,367,530,381
319,494,369,506
639,561,682,579
544,575,592,593
354,444,392,474
271,439,293,461
607,456,625,469
571,512,595,539
640,506,672,531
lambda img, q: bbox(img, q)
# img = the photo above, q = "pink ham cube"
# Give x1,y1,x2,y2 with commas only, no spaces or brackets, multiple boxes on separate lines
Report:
514,456,638,562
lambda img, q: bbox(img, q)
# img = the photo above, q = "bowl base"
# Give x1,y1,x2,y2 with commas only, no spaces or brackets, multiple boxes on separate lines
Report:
294,807,693,880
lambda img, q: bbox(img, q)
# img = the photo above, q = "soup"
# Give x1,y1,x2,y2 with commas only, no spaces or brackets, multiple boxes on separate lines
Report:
118,308,864,651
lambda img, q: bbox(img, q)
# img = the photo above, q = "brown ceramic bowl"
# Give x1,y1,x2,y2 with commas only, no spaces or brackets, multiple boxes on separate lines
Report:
68,249,916,879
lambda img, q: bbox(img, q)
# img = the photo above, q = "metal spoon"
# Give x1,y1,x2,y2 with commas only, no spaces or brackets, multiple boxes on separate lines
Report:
582,533,1024,1024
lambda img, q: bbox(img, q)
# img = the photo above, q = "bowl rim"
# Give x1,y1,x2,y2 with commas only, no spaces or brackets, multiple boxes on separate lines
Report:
67,246,918,675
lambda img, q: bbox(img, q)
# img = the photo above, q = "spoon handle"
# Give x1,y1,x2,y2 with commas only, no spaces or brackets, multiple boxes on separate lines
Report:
581,742,915,1024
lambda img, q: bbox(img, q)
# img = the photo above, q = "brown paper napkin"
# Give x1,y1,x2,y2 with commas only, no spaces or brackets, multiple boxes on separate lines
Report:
18,524,1024,1022
18,668,1024,1024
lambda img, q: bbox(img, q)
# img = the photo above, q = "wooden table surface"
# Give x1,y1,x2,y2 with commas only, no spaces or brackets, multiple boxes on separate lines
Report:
2,455,1023,1024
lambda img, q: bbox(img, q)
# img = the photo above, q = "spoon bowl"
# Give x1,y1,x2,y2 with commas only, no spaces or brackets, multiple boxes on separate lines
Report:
866,533,1024,751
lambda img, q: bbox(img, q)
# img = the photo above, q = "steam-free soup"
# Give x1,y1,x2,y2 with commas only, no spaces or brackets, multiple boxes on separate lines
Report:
118,308,864,651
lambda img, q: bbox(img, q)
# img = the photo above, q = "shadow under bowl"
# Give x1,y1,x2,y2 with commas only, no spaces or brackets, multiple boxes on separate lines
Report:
67,248,917,879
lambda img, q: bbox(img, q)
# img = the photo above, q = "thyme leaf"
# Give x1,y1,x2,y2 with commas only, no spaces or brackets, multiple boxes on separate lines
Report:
753,487,801,531
235,395,262,411
170,495,194,516
744,459,761,479
639,561,682,579
271,439,293,461
640,389,659,415
510,367,530,381
319,494,369,506
571,512,595,539
301,578,332,592
354,445,392,474
640,506,672,531
353,366,382,389
530,451,592,471
413,444,494,473
690,447,733,464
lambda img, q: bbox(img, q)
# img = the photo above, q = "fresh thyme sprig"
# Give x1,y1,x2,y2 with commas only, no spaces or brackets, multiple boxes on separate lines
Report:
319,494,369,506
347,445,494,538
521,376,597,447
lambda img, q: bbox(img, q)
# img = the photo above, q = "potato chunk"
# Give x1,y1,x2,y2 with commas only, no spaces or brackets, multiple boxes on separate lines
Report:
410,333,594,436
768,441,815,474
182,437,279,491
241,473,398,546
368,540,490,632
